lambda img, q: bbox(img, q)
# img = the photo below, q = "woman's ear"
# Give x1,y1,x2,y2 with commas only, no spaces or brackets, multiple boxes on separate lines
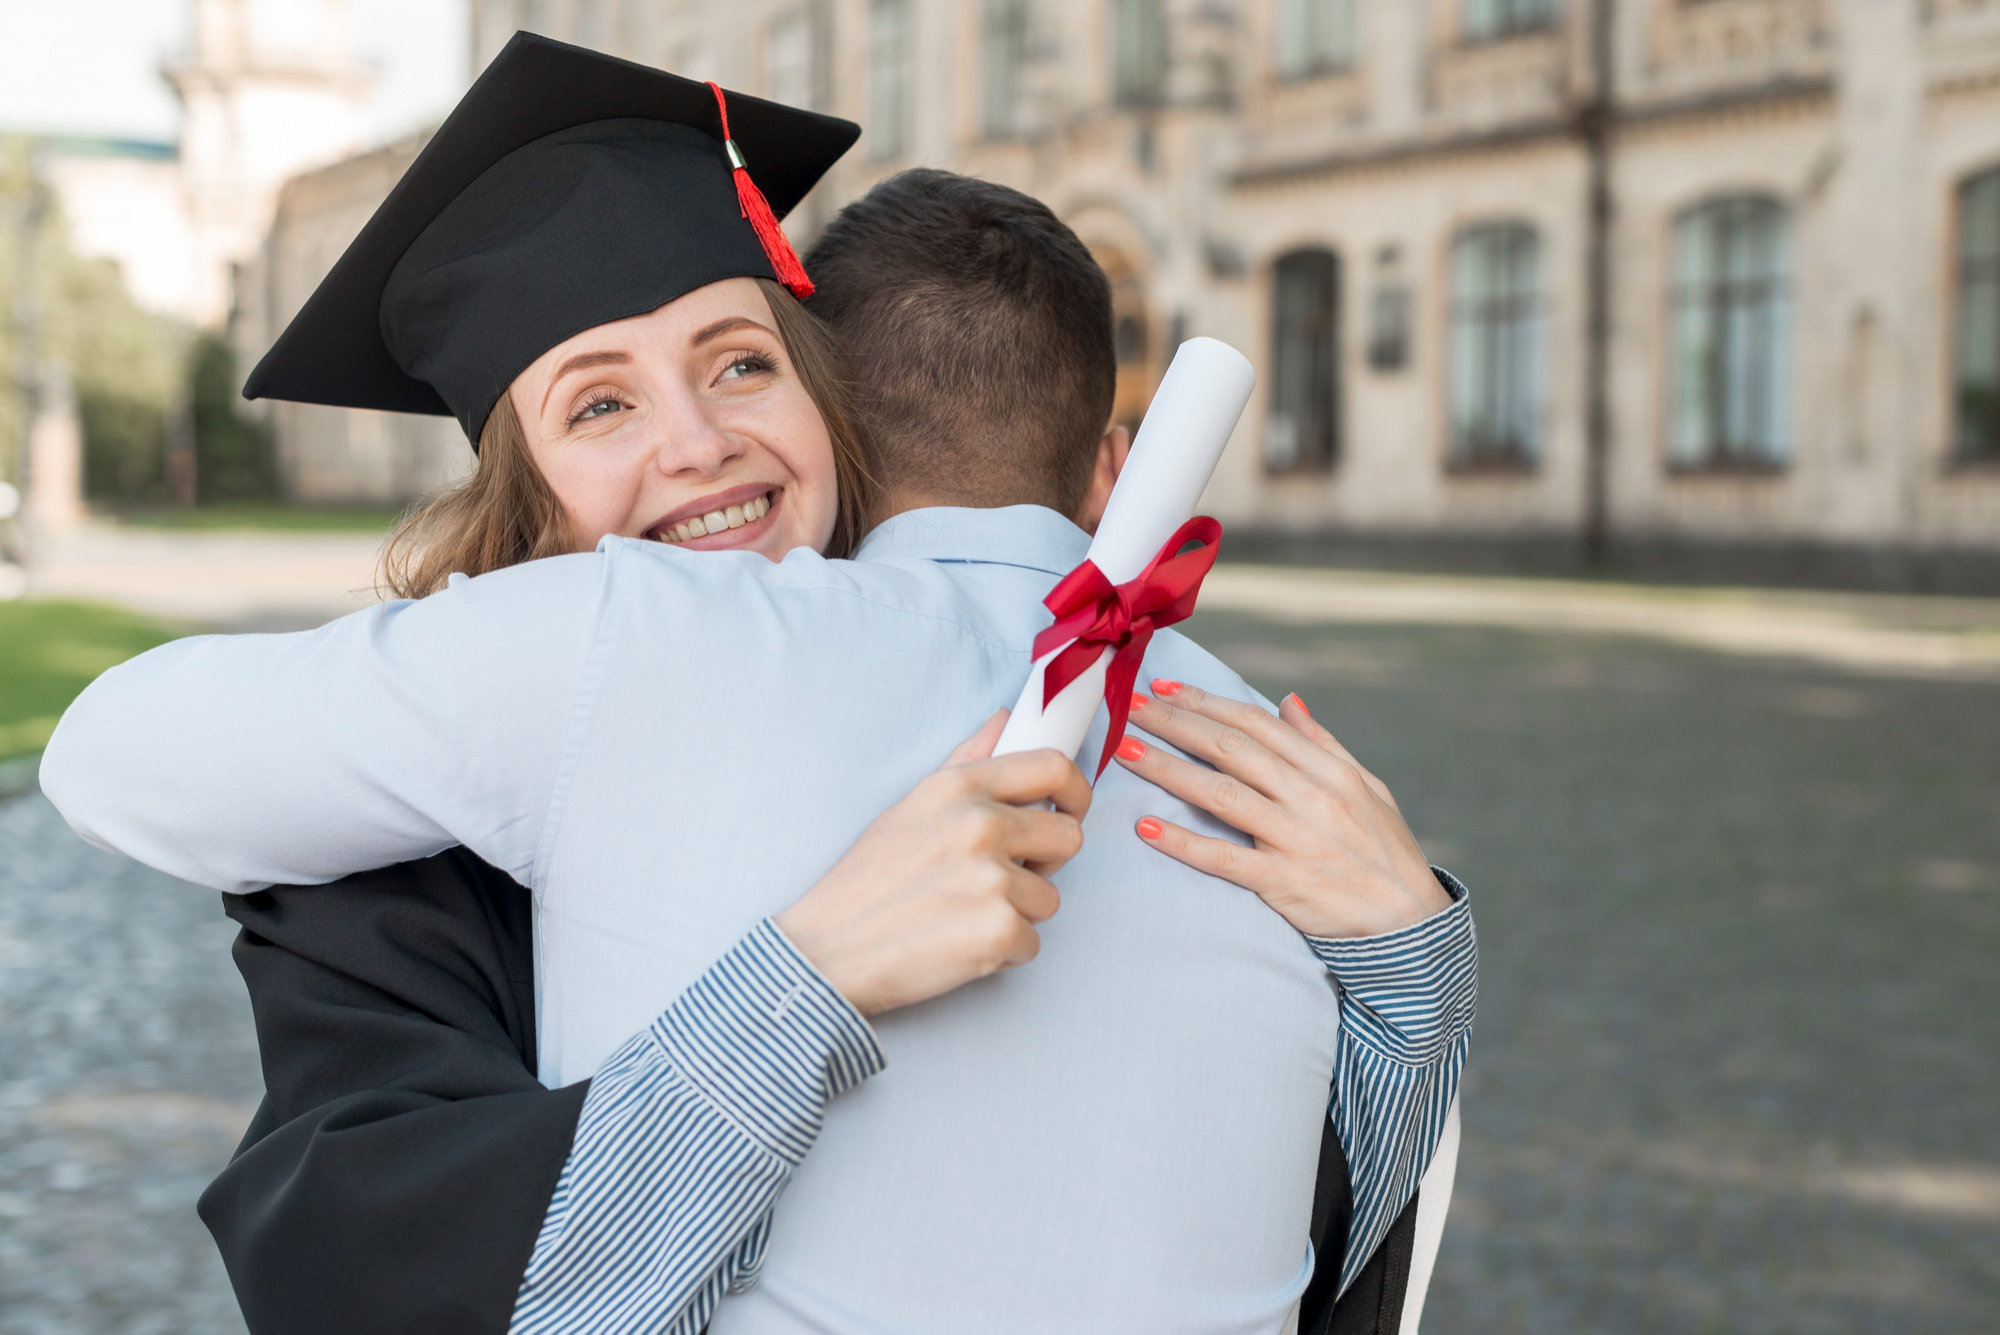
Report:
1073,424,1132,534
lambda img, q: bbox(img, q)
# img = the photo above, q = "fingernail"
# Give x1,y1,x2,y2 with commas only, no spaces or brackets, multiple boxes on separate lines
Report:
1129,692,1149,711
1136,817,1164,840
1151,679,1183,696
1287,692,1311,717
1117,736,1147,762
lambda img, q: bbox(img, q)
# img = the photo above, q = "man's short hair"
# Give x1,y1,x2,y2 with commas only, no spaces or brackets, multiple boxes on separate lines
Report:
804,170,1115,518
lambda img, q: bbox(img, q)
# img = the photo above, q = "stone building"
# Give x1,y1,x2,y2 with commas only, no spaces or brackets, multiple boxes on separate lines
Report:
19,0,383,513
46,0,373,332
256,0,2000,573
232,132,470,502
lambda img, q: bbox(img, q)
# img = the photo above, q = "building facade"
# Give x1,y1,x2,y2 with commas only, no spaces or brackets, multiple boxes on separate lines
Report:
232,132,472,502
257,0,2000,565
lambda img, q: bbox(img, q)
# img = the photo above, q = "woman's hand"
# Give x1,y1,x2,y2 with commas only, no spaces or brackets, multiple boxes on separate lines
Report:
775,710,1092,1017
1117,682,1452,940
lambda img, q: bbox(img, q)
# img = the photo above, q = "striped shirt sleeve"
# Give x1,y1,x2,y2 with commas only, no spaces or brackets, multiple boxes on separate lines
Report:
509,919,884,1335
1310,867,1478,1299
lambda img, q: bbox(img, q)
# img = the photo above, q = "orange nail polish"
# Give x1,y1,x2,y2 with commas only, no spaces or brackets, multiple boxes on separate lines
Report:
1288,692,1311,717
1151,679,1183,696
1129,692,1149,711
1136,817,1164,839
1117,736,1147,762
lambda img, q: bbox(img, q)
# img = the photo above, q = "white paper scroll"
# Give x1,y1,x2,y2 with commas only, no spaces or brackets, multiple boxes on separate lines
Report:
994,336,1256,761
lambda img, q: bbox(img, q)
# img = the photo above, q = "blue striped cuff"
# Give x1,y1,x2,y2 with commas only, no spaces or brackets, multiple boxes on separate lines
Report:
648,919,885,1165
1306,868,1477,1066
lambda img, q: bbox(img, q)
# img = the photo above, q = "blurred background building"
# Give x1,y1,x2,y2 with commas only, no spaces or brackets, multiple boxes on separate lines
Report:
10,0,2000,581
0,0,453,527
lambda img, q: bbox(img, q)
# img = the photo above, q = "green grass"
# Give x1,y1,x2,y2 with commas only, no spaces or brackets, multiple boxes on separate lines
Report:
0,601,187,761
114,502,406,533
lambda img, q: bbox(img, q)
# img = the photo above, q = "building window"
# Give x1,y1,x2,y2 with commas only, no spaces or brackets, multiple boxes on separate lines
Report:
765,11,815,109
1955,167,2000,461
867,0,914,159
1669,196,1791,468
1266,249,1340,473
982,0,1030,137
1463,0,1558,43
1448,224,1540,467
1112,0,1167,108
1275,0,1357,81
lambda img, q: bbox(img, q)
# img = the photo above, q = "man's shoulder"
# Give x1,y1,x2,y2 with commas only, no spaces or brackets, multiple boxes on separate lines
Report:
606,539,1027,653
1146,628,1278,714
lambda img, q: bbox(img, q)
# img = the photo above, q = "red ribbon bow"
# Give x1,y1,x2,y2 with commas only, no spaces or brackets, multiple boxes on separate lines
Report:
1031,516,1225,778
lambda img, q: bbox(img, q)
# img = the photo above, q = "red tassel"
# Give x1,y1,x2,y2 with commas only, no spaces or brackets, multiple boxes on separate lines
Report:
707,82,815,299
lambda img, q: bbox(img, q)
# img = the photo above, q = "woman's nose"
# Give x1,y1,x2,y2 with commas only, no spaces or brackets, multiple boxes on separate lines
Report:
652,406,744,476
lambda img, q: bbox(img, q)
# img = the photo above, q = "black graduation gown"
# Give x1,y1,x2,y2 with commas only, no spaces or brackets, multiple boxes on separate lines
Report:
200,849,1417,1335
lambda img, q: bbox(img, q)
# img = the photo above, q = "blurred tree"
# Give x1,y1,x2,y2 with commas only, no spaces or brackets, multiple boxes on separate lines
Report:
189,333,276,502
4,137,273,510
4,137,182,507
50,252,183,504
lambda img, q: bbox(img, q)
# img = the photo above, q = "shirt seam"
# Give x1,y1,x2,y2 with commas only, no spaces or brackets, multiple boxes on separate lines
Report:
528,549,637,899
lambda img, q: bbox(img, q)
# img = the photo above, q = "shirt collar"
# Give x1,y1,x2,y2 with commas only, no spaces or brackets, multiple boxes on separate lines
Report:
852,504,1091,577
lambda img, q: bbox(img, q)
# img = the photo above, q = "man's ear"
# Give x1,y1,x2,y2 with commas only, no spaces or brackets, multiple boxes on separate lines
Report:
1073,424,1132,534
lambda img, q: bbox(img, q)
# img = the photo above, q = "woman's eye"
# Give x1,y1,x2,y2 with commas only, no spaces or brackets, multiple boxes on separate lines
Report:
721,355,774,380
569,396,625,425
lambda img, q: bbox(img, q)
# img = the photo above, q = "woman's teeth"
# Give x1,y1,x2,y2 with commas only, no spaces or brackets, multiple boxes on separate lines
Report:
657,492,772,544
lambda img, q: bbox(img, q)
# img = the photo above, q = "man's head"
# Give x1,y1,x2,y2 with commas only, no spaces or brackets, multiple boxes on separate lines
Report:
804,169,1124,525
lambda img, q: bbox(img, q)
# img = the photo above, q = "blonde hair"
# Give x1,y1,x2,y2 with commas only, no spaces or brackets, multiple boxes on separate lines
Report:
380,278,875,599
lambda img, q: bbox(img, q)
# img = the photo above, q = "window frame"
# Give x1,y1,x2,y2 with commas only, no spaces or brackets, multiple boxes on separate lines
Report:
1666,194,1793,473
1111,0,1168,109
1446,222,1542,471
1952,166,2000,464
981,0,1031,138
1461,0,1560,44
866,0,914,160
1265,247,1342,475
1274,0,1359,83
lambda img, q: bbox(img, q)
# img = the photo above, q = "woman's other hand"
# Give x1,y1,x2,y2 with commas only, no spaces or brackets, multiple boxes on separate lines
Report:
1117,683,1452,941
775,710,1091,1017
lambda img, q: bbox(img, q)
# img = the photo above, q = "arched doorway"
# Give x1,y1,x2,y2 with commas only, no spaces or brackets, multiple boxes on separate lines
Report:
1094,245,1156,436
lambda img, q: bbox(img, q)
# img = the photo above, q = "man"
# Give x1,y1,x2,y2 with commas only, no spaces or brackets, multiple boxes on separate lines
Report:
49,102,1472,1335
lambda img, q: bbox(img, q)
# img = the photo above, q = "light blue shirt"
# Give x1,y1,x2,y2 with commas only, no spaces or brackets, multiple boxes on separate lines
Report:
45,504,1475,1334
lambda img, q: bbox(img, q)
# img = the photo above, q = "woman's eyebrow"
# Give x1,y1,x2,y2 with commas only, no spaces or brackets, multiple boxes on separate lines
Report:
541,350,632,412
692,316,776,346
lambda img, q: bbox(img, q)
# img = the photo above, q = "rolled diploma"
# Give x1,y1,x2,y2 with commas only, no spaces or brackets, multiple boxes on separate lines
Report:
994,336,1256,760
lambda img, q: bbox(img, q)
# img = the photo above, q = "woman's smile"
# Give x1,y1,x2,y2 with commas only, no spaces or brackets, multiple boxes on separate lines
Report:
510,278,841,563
646,483,781,549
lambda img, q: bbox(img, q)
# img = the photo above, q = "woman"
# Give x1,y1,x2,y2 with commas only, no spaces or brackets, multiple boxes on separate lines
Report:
47,34,1467,1335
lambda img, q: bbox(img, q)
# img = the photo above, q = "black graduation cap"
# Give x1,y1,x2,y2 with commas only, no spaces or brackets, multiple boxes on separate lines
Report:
243,31,859,444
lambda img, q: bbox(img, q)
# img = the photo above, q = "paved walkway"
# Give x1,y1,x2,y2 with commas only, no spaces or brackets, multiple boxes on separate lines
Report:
19,522,387,628
1178,606,2000,1333
3,541,1996,1331
0,781,256,1335
1202,565,2000,682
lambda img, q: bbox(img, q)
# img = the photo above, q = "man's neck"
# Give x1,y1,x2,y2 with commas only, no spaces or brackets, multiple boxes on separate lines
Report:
874,490,1083,530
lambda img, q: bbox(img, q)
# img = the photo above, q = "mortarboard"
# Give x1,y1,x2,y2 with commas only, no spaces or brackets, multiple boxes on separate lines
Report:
243,31,860,444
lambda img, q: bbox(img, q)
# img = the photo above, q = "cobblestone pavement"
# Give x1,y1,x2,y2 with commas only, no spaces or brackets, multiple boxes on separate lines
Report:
3,609,1996,1333
1184,610,2000,1335
0,786,256,1335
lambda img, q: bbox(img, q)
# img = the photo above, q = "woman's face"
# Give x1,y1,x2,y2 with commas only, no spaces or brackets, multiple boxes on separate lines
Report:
509,277,838,559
